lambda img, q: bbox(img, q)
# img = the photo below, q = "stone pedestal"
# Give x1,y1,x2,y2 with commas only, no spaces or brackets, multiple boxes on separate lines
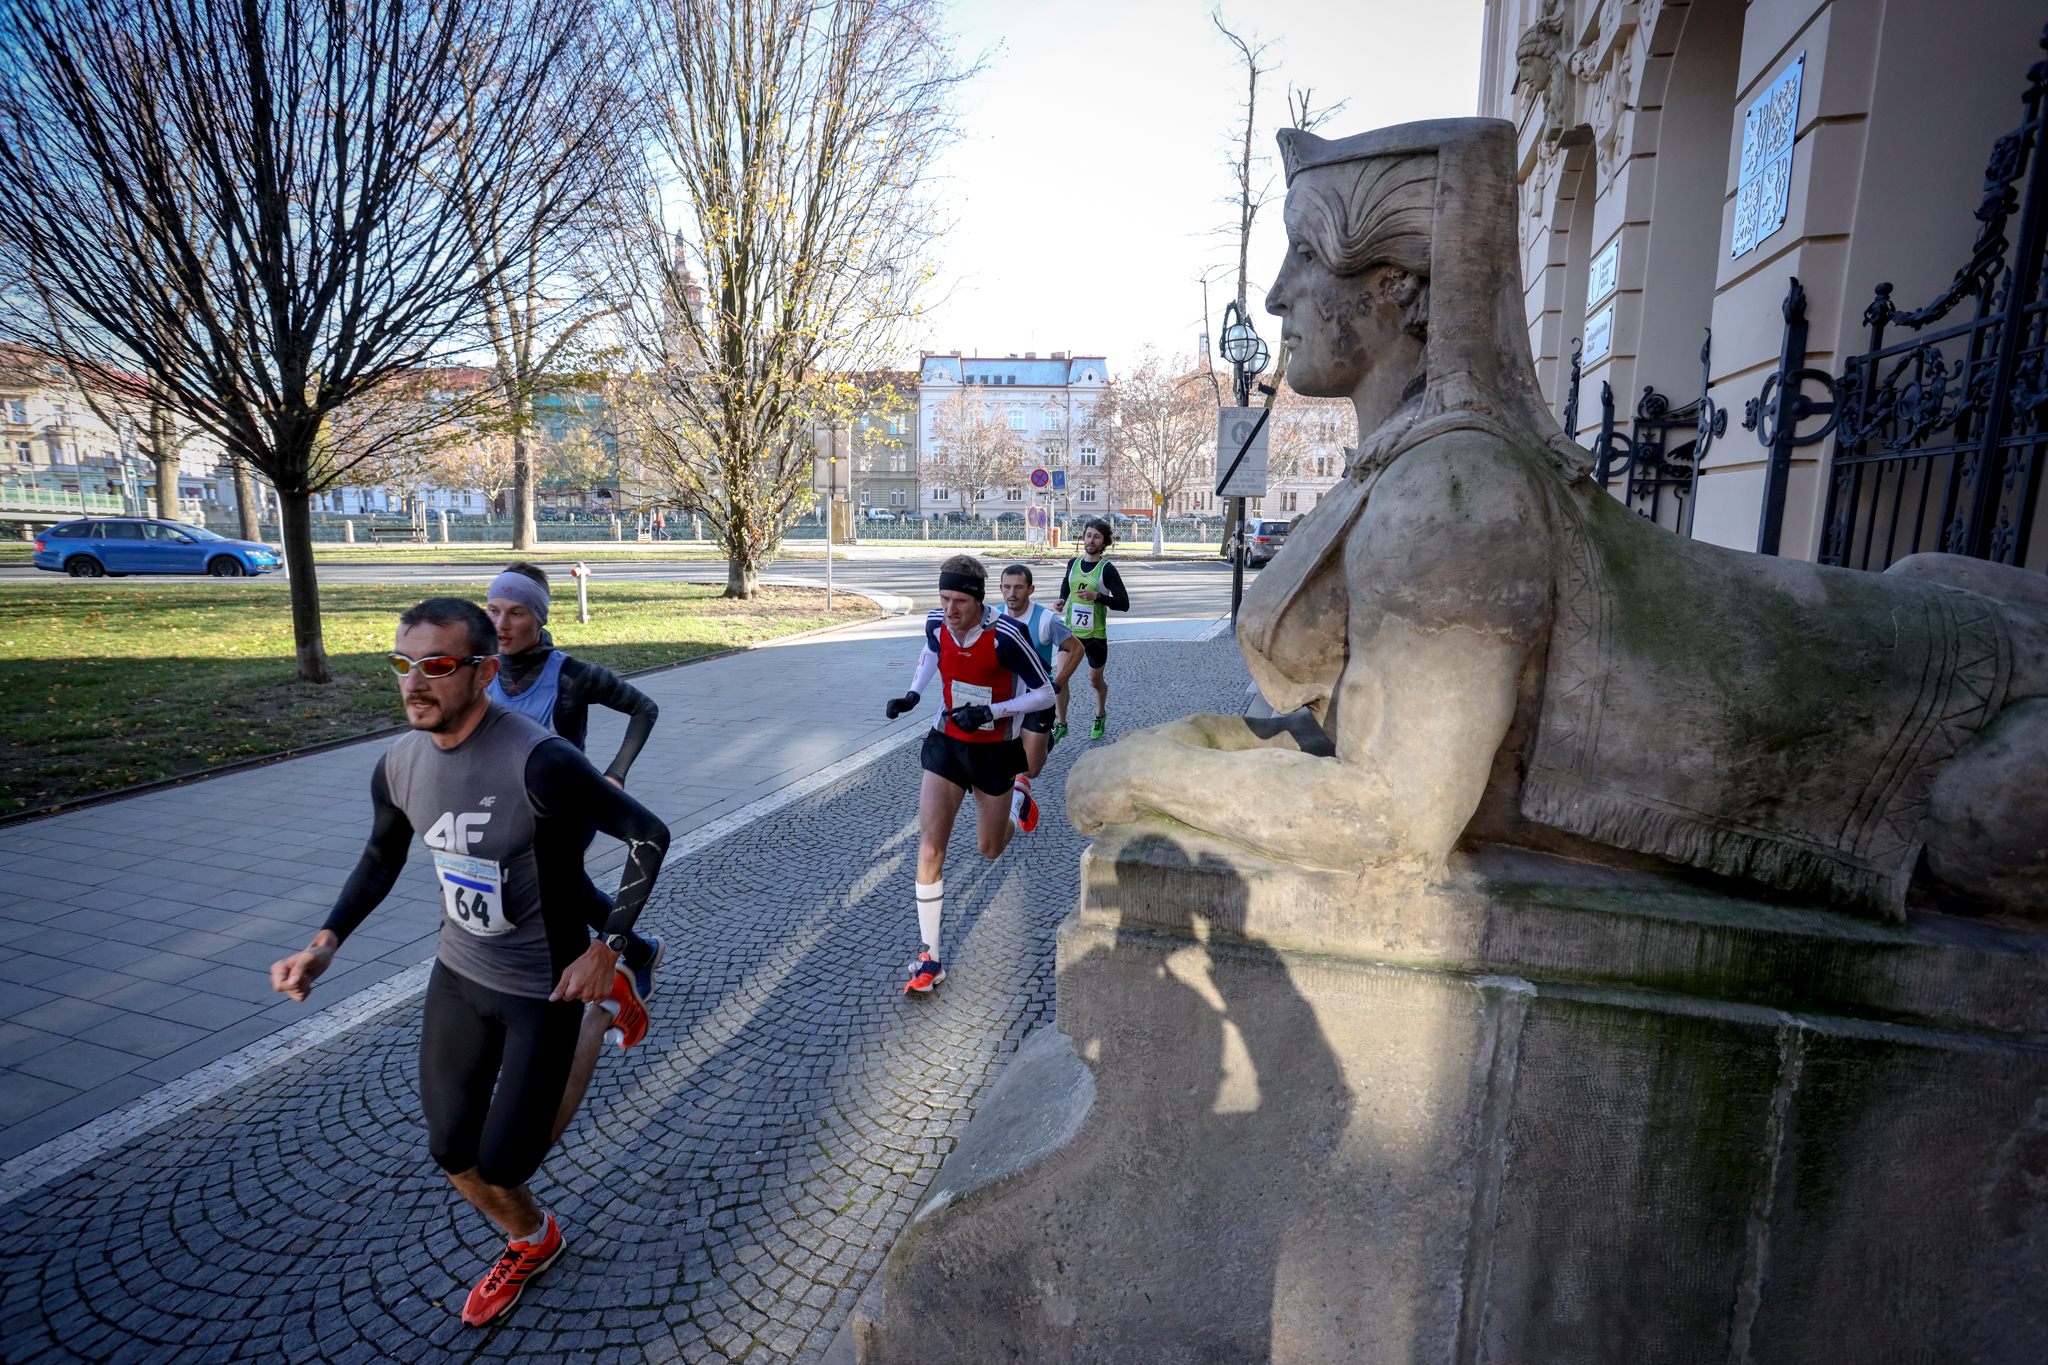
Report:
852,822,2048,1362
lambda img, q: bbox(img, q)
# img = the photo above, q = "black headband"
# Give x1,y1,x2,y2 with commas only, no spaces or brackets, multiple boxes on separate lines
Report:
937,571,984,600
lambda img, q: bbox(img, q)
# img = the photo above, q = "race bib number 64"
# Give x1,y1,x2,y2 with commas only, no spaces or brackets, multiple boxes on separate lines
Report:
433,850,511,937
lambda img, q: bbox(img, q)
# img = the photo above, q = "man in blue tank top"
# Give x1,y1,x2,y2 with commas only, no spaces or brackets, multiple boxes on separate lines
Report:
485,563,664,998
999,563,1084,831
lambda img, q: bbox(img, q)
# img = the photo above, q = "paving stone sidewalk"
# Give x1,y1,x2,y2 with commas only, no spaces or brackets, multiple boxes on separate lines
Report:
0,610,944,1161
0,634,1249,1365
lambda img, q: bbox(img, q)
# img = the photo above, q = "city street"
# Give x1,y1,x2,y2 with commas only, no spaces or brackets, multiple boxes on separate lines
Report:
0,547,1252,623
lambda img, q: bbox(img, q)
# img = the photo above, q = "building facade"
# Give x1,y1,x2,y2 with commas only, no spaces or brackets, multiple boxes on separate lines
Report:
1481,0,2045,564
916,352,1110,519
0,352,229,525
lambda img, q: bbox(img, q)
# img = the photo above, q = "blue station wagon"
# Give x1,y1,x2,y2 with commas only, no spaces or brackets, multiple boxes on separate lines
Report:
33,518,281,578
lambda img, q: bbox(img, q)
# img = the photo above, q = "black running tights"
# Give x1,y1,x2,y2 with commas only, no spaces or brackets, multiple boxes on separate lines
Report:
420,962,584,1188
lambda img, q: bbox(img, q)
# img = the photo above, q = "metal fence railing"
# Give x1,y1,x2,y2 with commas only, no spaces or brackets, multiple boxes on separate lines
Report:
0,484,126,515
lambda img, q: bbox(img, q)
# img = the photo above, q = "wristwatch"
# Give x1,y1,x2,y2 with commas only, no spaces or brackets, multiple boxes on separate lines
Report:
603,932,631,954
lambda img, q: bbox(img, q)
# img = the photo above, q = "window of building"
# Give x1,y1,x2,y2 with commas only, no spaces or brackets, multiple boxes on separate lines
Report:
13,441,29,463
1281,491,1298,511
1079,447,1100,466
1008,409,1025,431
1079,486,1098,503
885,416,905,434
860,489,870,504
1043,409,1062,431
1083,370,1096,382
1006,487,1022,501
6,401,23,424
890,490,906,506
889,453,907,473
931,486,950,500
1313,454,1333,478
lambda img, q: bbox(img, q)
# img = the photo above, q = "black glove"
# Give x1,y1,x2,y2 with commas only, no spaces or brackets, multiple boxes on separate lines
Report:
948,703,995,732
885,690,920,719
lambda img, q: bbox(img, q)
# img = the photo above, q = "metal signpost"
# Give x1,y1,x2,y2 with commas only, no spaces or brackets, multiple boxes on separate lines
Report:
813,423,852,609
1215,300,1272,619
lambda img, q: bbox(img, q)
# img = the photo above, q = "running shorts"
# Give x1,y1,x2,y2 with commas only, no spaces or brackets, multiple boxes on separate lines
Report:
921,729,1027,796
420,961,583,1188
1081,637,1109,669
1021,707,1056,735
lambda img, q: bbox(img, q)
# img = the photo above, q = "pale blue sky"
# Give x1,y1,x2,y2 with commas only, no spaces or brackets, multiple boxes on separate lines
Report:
916,0,1485,373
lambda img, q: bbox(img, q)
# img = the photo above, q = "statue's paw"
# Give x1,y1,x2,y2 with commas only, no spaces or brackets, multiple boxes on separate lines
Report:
1064,744,1139,834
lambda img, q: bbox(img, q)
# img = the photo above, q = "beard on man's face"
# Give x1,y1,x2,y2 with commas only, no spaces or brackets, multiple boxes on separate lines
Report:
403,681,480,733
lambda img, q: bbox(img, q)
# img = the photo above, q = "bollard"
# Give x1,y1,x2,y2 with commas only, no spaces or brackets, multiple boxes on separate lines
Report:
611,515,621,541
439,508,450,542
693,513,702,541
343,519,355,544
573,562,590,623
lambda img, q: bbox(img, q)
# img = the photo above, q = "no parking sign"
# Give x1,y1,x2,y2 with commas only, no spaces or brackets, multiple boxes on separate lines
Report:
1030,468,1049,489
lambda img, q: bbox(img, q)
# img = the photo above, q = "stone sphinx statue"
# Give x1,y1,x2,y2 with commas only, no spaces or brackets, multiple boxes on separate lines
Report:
849,118,2048,1365
1069,117,2048,921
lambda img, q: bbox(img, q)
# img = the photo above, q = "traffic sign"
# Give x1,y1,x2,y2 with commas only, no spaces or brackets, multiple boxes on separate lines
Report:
1030,468,1049,489
1051,470,1066,491
1027,507,1047,528
1215,408,1270,497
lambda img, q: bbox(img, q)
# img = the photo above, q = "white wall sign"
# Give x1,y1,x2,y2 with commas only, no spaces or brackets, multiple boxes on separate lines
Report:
1583,305,1614,365
1731,54,1803,259
1587,239,1620,308
1215,409,1270,498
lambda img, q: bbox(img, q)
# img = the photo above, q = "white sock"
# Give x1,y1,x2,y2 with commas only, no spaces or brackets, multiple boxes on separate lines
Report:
513,1213,549,1245
916,880,944,957
1010,776,1030,817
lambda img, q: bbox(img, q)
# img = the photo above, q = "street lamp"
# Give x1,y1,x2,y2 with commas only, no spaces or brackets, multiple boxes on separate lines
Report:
1216,300,1268,614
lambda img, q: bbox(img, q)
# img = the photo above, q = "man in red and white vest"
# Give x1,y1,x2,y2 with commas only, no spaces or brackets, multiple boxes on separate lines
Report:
883,555,1054,994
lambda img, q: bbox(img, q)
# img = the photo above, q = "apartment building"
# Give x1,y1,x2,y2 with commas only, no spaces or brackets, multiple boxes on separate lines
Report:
916,351,1110,518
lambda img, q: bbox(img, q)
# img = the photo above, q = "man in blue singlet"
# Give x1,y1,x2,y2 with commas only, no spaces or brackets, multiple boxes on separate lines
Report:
484,564,663,999
999,563,1084,832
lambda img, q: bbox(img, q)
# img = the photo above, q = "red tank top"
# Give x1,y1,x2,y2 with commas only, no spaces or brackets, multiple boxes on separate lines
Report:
939,621,1017,743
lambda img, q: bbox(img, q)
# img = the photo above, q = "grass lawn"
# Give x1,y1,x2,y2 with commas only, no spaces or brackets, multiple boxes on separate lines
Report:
0,579,875,812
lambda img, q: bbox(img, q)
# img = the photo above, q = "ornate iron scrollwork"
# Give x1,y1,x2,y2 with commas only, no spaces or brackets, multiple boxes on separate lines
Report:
1813,26,2048,572
1596,330,1724,537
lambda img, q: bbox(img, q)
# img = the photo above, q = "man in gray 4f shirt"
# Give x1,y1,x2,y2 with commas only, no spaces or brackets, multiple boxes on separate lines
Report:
270,598,670,1328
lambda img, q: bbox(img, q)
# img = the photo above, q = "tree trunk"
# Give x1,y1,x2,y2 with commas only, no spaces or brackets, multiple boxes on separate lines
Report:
150,400,177,519
155,452,179,520
232,457,261,540
512,425,537,551
277,490,332,683
724,513,758,598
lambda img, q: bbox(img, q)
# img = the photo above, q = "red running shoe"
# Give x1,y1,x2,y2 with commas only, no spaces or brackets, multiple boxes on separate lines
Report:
603,966,649,1049
462,1214,564,1326
1011,780,1039,834
903,952,946,994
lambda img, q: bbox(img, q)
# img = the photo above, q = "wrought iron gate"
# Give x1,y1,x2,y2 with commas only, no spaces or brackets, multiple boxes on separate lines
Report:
1590,332,1727,536
1805,30,2048,573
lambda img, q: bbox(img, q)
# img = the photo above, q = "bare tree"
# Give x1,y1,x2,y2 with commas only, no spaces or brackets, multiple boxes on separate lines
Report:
1097,349,1215,553
450,38,633,552
923,386,1026,523
0,0,620,680
597,0,972,596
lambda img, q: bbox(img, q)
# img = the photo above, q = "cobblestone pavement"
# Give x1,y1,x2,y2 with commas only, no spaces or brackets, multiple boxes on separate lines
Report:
0,635,1250,1364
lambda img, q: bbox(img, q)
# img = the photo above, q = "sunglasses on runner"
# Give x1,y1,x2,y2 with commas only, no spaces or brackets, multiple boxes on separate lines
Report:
386,652,489,678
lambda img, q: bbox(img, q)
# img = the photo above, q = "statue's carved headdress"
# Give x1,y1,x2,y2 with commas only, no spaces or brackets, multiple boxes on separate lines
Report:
1278,119,1591,477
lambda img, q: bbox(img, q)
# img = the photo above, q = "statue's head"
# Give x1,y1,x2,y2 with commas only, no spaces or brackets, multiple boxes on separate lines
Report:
1271,118,1591,477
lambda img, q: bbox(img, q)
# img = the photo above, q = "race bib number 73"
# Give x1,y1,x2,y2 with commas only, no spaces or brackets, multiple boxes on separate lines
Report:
433,850,511,937
1068,602,1095,630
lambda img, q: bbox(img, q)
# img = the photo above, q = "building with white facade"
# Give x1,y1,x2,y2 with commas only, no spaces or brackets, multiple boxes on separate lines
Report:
916,352,1109,519
1481,0,2045,568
